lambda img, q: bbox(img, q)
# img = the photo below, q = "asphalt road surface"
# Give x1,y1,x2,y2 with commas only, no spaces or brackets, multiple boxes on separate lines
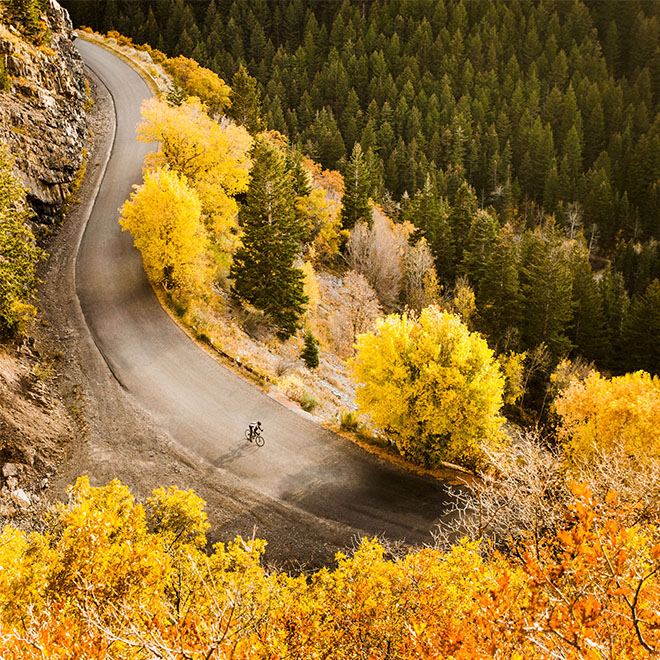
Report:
75,39,453,548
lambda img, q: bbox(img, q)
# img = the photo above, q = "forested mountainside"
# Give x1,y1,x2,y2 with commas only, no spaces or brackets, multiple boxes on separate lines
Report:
65,0,660,246
61,0,660,387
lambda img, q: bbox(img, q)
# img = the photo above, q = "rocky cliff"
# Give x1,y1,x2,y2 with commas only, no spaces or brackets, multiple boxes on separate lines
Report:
0,0,88,222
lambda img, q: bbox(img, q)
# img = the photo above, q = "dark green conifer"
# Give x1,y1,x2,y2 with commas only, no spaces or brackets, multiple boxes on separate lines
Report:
228,65,265,134
403,176,455,284
520,220,575,360
230,139,308,340
340,143,372,231
623,278,660,375
477,223,522,349
301,332,319,369
568,241,607,363
459,208,499,286
599,269,629,374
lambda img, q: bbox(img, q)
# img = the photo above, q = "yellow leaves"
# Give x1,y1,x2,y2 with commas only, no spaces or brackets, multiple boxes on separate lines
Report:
498,351,527,406
555,370,660,467
295,188,345,264
146,486,209,552
301,261,319,316
137,97,251,256
119,167,205,288
162,55,231,116
0,478,660,659
350,305,505,469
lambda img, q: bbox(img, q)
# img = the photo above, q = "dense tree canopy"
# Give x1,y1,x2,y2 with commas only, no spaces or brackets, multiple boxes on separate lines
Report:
61,0,660,381
555,370,660,466
64,0,660,252
0,476,658,659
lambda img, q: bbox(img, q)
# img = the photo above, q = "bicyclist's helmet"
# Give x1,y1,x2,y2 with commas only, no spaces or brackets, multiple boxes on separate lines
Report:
257,421,263,428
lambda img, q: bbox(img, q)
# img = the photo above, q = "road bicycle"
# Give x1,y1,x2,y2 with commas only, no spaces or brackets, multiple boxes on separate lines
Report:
245,426,265,447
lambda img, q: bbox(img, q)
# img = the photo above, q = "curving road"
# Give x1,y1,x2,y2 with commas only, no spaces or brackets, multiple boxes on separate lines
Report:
75,39,451,547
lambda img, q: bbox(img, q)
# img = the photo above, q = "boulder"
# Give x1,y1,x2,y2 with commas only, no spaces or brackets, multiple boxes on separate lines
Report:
2,463,18,478
11,488,31,510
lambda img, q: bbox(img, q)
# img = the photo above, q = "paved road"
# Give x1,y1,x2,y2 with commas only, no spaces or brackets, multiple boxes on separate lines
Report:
75,39,452,547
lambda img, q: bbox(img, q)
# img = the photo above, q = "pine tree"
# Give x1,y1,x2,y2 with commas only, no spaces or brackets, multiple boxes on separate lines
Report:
520,220,575,360
623,278,660,375
448,181,478,265
228,65,265,134
340,143,372,231
285,149,311,198
477,223,522,350
568,241,607,363
599,268,629,374
459,208,499,286
403,176,455,284
230,139,308,339
301,331,319,368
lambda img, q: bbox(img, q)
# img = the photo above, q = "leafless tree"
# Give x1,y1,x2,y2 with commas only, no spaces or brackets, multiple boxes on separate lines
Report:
435,430,568,560
345,213,405,309
330,270,381,357
565,201,582,240
436,428,660,561
402,237,436,312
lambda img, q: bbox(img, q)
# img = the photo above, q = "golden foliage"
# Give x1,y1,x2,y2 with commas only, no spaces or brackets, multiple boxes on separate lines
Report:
301,260,319,317
138,97,251,251
349,305,505,469
555,370,660,465
0,478,658,659
498,350,527,406
295,188,345,264
119,167,206,288
162,55,231,116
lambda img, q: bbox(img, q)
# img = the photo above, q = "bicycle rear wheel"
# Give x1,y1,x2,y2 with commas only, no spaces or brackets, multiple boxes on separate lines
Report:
244,429,252,442
255,434,265,447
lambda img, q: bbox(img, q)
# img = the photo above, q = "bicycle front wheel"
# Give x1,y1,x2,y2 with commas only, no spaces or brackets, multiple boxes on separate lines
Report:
255,434,265,447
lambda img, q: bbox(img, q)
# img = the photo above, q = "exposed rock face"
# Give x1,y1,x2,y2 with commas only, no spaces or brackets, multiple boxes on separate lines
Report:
0,0,88,222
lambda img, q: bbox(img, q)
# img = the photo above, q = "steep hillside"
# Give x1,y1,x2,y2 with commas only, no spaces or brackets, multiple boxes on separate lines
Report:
0,0,88,222
0,0,89,522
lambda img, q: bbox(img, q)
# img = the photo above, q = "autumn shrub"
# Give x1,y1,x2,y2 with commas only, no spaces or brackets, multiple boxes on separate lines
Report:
299,391,318,412
0,477,659,659
554,370,660,466
339,409,359,431
350,305,505,470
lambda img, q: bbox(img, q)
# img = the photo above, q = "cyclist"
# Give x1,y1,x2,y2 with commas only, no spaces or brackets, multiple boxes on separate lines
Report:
247,421,263,442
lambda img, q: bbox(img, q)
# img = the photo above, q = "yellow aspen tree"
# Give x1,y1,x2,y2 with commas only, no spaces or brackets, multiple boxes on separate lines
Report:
162,55,232,116
555,370,660,466
295,188,345,263
119,167,205,288
350,305,505,469
138,98,251,249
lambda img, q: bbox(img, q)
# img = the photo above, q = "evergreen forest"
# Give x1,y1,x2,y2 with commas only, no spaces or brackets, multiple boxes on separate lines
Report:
62,0,660,387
